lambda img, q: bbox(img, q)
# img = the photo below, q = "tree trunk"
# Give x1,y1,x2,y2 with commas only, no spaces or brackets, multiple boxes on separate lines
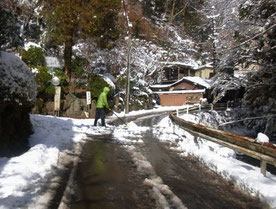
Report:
164,0,170,17
64,39,73,83
169,0,176,24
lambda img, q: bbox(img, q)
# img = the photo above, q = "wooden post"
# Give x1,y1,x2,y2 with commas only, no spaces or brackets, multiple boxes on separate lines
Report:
194,136,199,145
54,86,61,116
87,104,90,117
186,106,189,114
86,91,91,117
176,109,179,116
261,160,267,177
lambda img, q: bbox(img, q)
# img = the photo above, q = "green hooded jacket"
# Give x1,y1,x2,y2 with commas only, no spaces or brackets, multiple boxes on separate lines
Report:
96,87,110,109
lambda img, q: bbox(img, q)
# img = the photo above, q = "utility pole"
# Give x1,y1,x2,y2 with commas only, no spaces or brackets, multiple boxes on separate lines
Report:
126,35,131,114
122,0,131,114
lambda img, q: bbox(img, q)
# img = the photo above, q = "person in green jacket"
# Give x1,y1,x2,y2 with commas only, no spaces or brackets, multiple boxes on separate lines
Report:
94,87,111,126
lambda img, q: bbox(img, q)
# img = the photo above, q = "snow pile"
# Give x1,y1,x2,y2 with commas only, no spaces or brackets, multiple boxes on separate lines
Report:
0,115,92,208
0,51,37,104
0,145,58,201
113,122,149,145
127,121,139,130
256,133,269,143
144,177,187,209
126,145,155,176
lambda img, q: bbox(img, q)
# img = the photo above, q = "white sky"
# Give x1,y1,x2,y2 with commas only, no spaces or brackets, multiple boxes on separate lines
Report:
0,106,275,209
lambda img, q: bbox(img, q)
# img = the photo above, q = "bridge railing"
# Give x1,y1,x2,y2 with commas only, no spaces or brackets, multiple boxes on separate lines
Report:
170,105,276,177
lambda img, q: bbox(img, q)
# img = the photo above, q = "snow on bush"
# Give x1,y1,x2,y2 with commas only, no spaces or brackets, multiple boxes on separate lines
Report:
0,51,37,104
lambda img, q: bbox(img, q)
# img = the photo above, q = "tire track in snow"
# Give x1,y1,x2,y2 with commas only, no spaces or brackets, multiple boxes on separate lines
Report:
125,145,187,209
113,124,187,209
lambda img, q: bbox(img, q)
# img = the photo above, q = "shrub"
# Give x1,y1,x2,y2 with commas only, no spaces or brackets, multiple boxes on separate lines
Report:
87,73,114,99
71,56,89,77
35,66,54,100
20,46,45,67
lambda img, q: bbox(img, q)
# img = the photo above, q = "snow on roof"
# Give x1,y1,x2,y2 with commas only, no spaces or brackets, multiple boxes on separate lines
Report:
195,63,213,69
160,59,199,68
160,61,193,67
153,89,205,94
150,83,172,89
150,77,211,89
159,61,214,72
180,76,211,89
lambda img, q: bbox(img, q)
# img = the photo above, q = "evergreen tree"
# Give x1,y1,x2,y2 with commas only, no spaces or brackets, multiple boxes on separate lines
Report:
0,6,23,50
142,0,206,36
40,0,120,83
0,0,43,41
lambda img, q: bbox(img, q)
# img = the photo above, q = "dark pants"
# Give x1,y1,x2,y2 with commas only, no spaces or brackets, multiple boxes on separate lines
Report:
94,108,106,126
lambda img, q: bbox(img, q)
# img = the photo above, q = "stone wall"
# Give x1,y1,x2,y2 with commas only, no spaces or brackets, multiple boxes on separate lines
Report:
32,93,97,118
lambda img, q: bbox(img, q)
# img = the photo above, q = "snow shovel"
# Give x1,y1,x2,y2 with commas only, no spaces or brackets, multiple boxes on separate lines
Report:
111,110,129,126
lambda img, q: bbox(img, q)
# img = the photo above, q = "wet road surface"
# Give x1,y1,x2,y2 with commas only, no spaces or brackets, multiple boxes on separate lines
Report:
139,131,269,209
70,136,156,209
67,115,270,209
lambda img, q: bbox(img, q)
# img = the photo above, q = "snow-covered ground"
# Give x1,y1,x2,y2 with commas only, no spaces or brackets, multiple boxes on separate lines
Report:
0,106,275,209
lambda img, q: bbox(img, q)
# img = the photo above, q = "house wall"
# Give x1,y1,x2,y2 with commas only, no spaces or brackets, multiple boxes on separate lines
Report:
163,66,195,82
172,82,199,90
195,68,214,79
158,93,203,106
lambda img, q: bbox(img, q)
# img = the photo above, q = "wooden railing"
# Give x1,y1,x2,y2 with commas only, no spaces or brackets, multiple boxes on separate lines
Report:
170,106,276,176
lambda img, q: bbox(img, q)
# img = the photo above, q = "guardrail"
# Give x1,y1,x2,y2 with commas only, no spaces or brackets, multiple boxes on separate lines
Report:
170,105,276,177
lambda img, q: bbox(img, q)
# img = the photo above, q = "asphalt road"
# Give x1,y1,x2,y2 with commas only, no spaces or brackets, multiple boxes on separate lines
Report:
65,115,270,209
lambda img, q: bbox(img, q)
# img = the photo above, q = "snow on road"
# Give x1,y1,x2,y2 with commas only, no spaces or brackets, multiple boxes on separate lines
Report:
0,107,276,209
